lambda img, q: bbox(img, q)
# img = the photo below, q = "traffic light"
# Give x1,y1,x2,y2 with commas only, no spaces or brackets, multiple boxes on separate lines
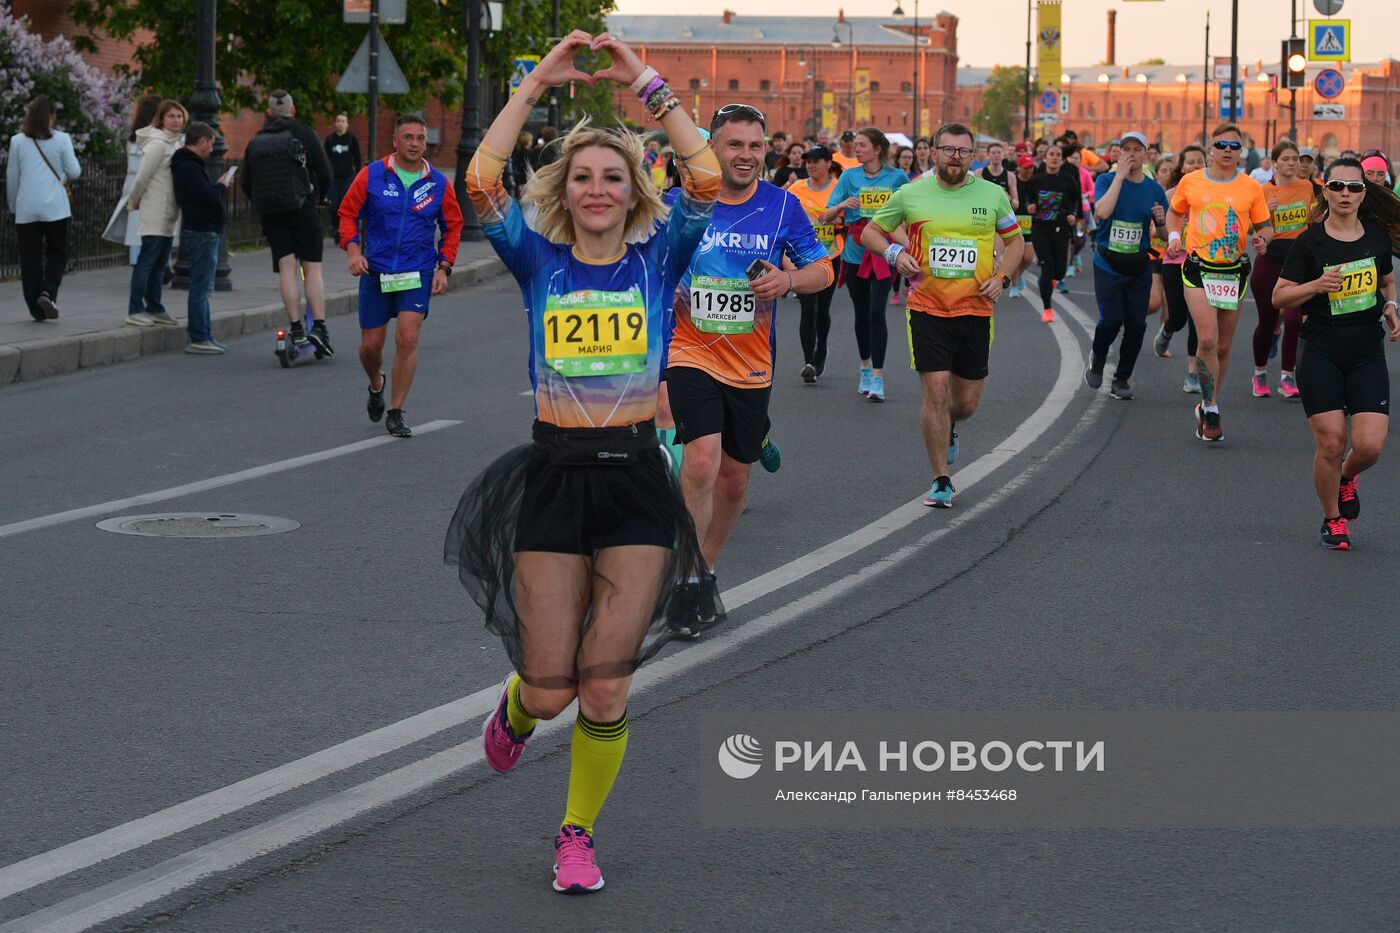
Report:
1282,38,1307,89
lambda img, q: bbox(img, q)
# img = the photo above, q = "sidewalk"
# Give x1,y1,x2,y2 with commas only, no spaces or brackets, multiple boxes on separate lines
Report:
0,240,504,384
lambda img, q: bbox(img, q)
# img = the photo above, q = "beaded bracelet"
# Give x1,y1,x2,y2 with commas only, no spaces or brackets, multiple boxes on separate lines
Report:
645,84,671,110
650,94,681,121
642,76,666,102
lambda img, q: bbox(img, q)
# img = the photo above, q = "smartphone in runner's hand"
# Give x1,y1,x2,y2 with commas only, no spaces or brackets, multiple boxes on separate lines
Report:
745,258,768,282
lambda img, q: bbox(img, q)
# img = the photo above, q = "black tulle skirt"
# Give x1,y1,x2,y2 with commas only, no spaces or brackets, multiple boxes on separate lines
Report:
444,420,720,688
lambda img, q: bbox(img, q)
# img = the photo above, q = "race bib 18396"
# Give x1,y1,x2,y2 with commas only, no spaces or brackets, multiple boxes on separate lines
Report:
689,275,757,334
544,288,648,377
1200,271,1242,310
928,236,979,279
1327,258,1378,316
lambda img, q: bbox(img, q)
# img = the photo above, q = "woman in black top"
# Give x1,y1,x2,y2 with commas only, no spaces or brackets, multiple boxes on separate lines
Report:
978,141,1018,207
1273,157,1400,550
1025,143,1081,321
772,141,807,188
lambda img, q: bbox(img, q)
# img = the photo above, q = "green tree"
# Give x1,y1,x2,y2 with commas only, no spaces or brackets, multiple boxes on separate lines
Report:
69,0,617,123
973,65,1037,142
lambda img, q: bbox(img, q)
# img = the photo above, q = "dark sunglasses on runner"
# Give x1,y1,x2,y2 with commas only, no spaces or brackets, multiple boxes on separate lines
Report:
1212,140,1243,151
1324,180,1367,193
710,103,766,132
1362,148,1388,161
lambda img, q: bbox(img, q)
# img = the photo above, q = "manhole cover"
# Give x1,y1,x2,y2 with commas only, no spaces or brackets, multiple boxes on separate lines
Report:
95,513,301,538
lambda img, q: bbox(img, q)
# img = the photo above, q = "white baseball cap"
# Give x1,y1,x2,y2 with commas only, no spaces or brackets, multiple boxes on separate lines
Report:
1119,131,1150,148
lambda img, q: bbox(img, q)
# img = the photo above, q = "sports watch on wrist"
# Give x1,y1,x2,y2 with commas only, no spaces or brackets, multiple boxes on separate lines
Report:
437,261,452,276
1000,274,1012,290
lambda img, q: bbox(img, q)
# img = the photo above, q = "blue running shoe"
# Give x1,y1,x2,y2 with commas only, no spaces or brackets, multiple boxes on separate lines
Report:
1056,279,1070,294
1269,329,1281,360
1065,263,1078,279
923,476,955,508
758,435,782,473
947,426,958,466
867,374,885,402
858,366,873,396
1007,284,1022,298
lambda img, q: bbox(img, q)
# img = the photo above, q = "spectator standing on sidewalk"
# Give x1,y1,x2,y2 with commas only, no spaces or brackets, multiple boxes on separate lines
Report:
118,94,162,265
323,112,361,214
172,122,235,354
241,90,336,356
125,99,188,328
6,95,80,322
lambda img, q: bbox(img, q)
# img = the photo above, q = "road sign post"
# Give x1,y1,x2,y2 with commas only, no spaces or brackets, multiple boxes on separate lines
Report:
1217,82,1243,121
1314,68,1345,99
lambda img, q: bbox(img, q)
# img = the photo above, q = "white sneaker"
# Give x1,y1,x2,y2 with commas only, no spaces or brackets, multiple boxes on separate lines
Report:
147,311,180,326
125,312,154,327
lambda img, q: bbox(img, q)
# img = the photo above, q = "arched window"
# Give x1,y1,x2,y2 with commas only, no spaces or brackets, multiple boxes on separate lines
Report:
760,79,770,91
689,78,701,90
728,79,739,91
871,81,881,93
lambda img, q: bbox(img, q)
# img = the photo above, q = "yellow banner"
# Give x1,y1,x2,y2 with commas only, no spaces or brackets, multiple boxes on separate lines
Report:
822,91,836,133
1037,1,1062,88
921,107,930,134
854,69,872,125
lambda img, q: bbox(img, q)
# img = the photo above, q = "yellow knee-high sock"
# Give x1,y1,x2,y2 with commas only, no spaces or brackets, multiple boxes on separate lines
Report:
505,675,537,738
562,711,629,834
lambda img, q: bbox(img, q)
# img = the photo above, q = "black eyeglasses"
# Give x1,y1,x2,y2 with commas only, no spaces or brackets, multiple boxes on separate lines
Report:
1212,140,1243,151
710,104,766,131
937,145,975,159
1325,180,1367,193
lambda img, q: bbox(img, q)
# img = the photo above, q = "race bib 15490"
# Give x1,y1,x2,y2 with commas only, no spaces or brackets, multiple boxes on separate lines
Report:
859,187,893,218
544,288,648,377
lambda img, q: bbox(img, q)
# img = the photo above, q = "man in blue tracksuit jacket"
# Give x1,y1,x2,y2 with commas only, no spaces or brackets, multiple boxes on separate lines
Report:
338,114,464,438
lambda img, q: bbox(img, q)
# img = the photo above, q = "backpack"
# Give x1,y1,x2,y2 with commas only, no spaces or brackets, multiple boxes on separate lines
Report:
244,127,311,215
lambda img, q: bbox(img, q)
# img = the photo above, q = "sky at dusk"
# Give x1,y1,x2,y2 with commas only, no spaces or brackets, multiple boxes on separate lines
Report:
610,1,1394,69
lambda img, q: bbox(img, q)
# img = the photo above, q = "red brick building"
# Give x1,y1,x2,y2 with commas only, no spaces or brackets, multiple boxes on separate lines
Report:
608,11,960,140
957,58,1400,157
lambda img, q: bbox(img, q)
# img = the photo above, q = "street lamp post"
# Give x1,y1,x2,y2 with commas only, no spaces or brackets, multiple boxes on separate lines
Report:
176,0,231,291
1097,73,1112,143
893,0,921,142
1024,0,1032,143
832,21,854,129
796,46,821,139
454,0,485,242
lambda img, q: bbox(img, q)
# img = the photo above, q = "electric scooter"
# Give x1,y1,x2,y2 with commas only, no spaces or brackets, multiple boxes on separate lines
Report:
274,267,328,368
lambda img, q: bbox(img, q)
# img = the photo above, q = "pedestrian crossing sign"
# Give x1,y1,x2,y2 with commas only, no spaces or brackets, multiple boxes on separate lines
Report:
509,56,540,95
1308,19,1350,62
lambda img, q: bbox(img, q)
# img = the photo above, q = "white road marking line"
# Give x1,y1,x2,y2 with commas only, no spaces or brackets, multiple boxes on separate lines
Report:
0,305,1100,933
0,421,463,540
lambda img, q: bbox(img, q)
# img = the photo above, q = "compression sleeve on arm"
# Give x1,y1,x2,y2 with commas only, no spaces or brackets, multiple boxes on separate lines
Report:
466,143,513,226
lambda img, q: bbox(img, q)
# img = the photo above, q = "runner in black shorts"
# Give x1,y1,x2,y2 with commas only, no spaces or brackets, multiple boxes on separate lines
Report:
1272,156,1400,550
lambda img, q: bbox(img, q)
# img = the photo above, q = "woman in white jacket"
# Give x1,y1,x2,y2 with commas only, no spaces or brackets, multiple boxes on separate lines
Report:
6,96,81,321
125,99,187,327
119,94,163,264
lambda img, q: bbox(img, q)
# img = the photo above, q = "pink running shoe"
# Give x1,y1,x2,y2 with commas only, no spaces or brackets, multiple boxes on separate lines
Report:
1278,372,1300,399
1252,372,1271,398
553,825,605,893
482,674,532,773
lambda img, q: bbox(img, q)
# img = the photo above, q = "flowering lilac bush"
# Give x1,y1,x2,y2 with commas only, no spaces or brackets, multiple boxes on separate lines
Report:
0,4,132,159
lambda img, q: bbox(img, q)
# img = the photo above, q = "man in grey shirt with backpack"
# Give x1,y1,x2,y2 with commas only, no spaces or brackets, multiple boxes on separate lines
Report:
241,90,336,356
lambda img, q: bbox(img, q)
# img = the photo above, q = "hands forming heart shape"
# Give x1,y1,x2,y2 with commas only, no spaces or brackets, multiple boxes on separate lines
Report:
527,29,645,91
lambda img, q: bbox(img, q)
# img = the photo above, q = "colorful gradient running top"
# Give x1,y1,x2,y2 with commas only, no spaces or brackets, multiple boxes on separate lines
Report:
466,143,720,429
871,175,1019,318
665,181,832,389
1169,169,1271,264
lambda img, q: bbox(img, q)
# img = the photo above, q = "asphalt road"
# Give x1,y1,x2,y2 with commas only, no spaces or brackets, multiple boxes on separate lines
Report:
2,258,1397,931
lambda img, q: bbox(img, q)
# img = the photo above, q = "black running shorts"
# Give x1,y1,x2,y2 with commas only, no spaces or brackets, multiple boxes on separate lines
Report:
514,447,677,554
906,310,991,380
1297,325,1391,418
665,365,772,464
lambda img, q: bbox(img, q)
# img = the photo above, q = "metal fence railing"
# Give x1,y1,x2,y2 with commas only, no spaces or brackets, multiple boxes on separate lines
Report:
1,155,332,281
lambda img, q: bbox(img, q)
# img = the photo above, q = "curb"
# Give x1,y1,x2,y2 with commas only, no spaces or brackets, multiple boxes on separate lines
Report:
1,255,506,387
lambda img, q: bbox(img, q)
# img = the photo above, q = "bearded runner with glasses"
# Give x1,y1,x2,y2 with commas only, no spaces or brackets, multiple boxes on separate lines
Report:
1273,158,1400,550
661,102,834,638
860,122,1025,509
1166,122,1273,443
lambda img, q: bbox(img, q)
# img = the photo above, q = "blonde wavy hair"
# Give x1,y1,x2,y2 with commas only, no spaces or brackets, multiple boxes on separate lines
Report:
521,118,668,245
